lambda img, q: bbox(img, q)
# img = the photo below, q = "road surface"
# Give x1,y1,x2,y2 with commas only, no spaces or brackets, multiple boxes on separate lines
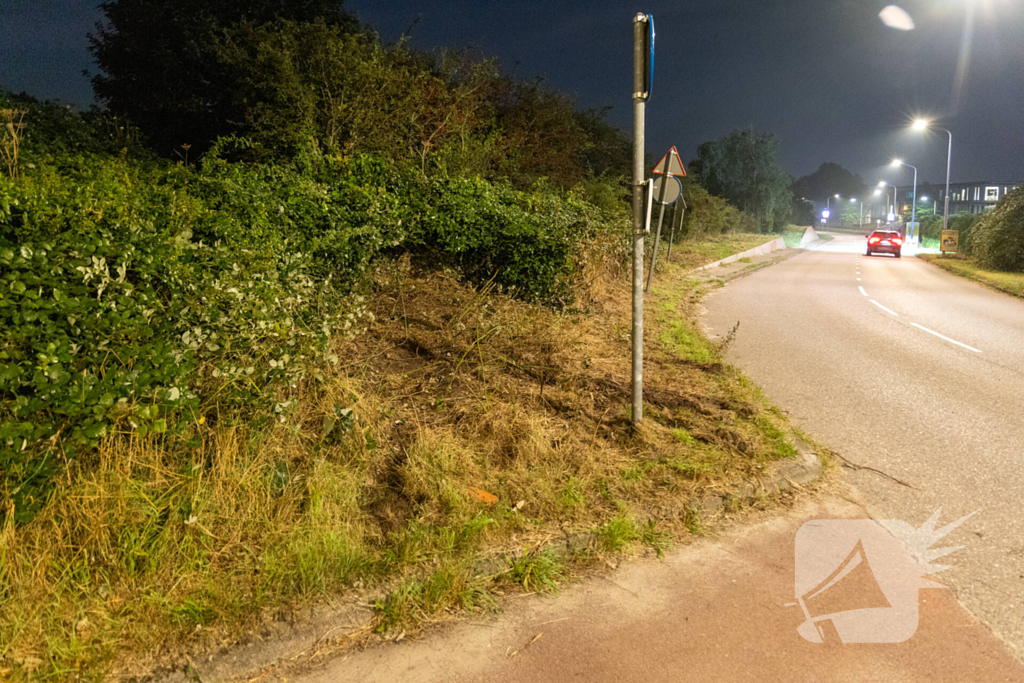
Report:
702,232,1024,657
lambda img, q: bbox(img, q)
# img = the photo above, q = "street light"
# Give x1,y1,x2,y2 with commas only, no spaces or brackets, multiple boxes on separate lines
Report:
851,197,864,227
826,193,840,227
892,159,919,242
878,181,896,222
913,119,953,233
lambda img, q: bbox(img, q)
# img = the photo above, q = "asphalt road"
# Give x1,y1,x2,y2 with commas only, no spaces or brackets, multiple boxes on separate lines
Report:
702,232,1024,657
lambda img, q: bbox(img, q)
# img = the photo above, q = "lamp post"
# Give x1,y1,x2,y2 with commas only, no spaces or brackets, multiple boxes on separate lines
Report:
892,159,918,243
878,182,896,222
913,119,953,232
826,194,840,228
853,197,863,227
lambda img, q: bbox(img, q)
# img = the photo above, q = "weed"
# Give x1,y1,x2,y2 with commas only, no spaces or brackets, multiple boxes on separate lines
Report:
375,563,492,632
1,108,25,177
671,428,694,444
558,477,585,510
505,548,564,592
599,513,637,552
683,508,708,535
640,520,672,558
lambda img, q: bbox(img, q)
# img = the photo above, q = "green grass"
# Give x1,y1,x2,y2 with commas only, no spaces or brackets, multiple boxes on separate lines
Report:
505,550,564,592
664,233,778,271
919,254,1024,299
781,230,806,248
598,513,638,552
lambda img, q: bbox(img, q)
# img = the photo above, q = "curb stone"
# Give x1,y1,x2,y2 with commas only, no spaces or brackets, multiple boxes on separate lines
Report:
687,237,787,274
151,438,822,683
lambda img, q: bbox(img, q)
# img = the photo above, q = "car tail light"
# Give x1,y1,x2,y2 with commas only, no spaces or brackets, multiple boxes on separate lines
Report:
892,237,903,245
869,237,881,244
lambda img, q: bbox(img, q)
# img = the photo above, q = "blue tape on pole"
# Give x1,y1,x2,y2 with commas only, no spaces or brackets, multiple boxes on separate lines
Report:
647,14,655,100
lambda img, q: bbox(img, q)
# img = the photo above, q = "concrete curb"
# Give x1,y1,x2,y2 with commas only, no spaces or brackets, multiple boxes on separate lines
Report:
152,440,823,683
688,237,787,274
800,227,820,246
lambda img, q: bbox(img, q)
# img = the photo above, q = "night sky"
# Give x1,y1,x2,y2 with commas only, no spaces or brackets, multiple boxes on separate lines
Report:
2,0,1022,186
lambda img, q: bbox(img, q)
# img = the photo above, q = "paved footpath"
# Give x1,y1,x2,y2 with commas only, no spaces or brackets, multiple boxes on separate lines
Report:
287,495,1024,683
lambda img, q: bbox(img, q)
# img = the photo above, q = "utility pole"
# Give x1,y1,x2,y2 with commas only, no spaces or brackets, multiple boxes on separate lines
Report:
631,13,648,425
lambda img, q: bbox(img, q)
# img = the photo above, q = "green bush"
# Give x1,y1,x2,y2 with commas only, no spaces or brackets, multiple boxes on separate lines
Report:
419,177,608,303
0,98,629,521
971,188,1024,271
0,152,369,521
920,212,980,254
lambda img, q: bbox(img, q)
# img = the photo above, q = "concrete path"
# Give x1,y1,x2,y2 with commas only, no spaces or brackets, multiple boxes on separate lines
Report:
290,496,1023,682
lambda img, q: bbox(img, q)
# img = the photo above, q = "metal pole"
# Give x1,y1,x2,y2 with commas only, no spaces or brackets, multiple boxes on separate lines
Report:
646,183,668,292
667,196,685,262
910,165,918,243
943,130,952,232
859,201,864,227
631,13,646,425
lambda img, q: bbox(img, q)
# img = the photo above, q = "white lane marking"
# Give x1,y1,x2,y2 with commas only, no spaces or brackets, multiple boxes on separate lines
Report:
910,323,982,353
858,286,868,297
870,300,898,316
857,278,862,281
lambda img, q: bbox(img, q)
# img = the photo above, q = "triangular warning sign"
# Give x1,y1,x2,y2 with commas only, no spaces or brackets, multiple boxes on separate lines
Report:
652,146,686,176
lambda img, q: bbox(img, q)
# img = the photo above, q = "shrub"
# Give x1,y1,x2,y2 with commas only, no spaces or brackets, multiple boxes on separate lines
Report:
0,152,371,522
971,188,1024,271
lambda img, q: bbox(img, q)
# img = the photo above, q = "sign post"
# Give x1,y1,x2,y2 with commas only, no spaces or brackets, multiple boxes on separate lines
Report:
666,195,686,263
646,148,685,291
940,229,959,254
631,12,653,425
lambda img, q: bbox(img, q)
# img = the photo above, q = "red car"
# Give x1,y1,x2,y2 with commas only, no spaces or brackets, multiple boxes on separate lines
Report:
866,230,903,258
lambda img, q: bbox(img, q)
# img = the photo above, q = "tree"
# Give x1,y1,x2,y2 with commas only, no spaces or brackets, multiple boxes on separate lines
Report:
89,0,360,155
791,196,815,226
792,163,867,204
691,129,793,233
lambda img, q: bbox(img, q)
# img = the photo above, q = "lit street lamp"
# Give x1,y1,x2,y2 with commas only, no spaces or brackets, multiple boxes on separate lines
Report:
851,197,864,227
826,193,840,227
878,181,896,222
913,119,953,232
892,159,919,242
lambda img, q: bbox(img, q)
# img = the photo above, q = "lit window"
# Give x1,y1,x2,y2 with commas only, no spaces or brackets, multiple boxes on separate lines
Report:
985,187,999,201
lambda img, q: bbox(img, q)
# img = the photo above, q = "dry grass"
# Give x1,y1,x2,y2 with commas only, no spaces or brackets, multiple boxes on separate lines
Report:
0,235,800,681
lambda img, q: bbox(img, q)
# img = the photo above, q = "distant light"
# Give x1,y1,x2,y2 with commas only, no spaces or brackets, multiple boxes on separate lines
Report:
874,190,882,195
913,119,929,131
878,181,887,187
822,210,831,219
880,5,915,31
851,198,857,202
891,159,903,167
921,196,929,201
834,194,841,198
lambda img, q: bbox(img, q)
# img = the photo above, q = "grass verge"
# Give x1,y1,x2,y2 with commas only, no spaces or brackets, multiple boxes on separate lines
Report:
0,234,805,681
663,233,778,271
918,254,1024,299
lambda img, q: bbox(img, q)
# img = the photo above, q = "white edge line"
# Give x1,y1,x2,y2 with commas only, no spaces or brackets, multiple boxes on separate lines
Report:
910,323,982,353
858,286,868,297
870,300,898,316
